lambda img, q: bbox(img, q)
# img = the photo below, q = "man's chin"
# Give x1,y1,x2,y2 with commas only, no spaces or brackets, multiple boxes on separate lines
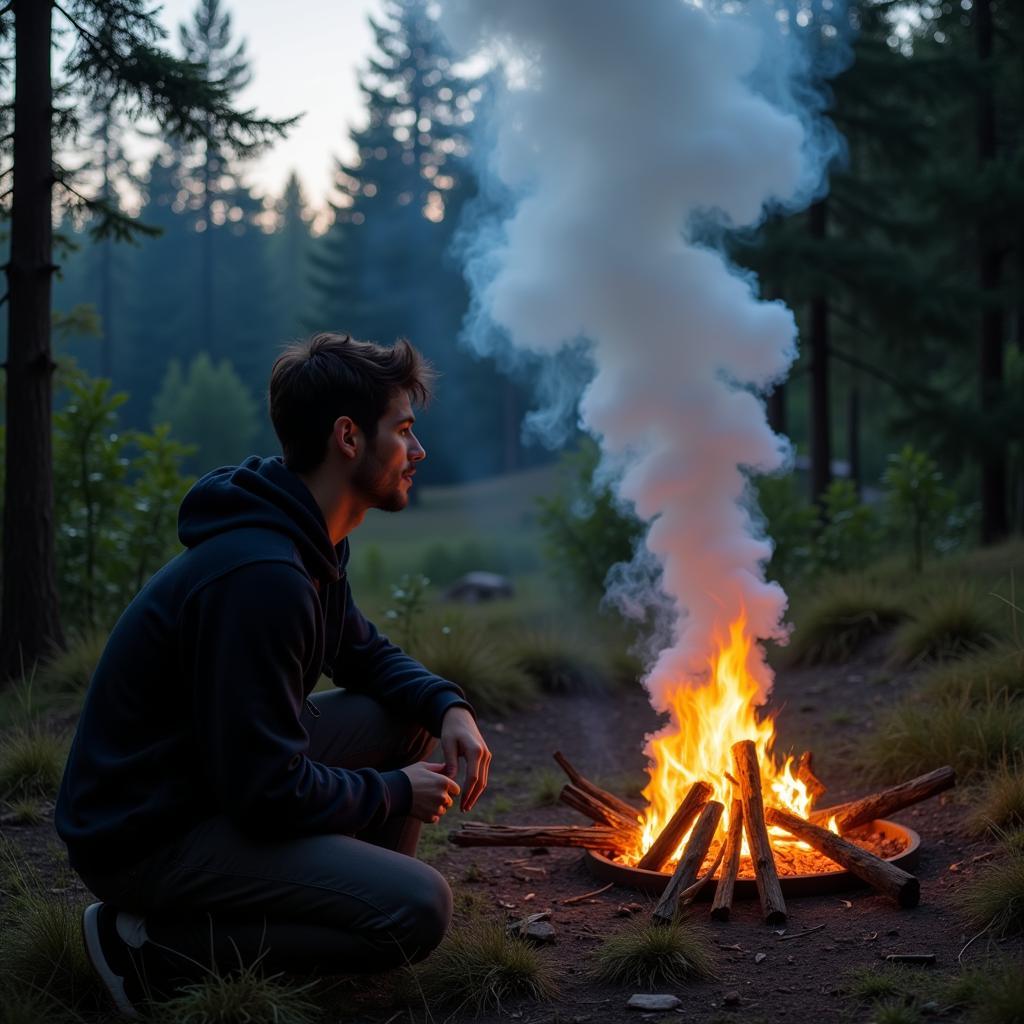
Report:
374,490,409,513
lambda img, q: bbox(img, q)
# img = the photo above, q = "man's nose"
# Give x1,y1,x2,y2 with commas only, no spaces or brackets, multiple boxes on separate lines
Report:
410,434,426,462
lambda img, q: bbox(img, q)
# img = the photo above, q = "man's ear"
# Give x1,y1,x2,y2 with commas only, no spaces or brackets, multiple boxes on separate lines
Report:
332,416,361,460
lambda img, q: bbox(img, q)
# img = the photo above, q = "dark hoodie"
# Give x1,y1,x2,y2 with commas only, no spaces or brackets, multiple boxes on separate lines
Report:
55,456,471,874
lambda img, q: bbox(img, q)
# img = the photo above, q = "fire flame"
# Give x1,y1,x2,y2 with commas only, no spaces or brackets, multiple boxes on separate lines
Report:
629,614,834,868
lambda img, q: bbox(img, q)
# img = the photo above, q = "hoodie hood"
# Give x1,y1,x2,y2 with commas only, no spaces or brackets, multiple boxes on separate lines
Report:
178,456,342,584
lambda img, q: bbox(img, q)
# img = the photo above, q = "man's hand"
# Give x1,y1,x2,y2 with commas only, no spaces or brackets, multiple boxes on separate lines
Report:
440,707,491,812
401,762,461,823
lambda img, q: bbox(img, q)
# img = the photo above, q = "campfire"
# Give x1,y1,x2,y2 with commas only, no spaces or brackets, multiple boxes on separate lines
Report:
451,614,956,925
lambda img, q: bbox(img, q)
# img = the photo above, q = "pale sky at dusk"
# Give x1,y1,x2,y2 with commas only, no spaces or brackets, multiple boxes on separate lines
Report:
151,0,386,212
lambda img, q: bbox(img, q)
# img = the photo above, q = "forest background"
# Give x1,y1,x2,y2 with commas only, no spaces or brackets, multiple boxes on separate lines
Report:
0,0,1021,667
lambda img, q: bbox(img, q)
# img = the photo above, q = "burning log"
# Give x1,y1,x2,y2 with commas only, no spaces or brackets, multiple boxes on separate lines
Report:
766,806,920,908
553,751,640,822
710,797,744,922
652,799,724,925
636,780,714,872
732,740,787,925
809,766,955,833
560,784,642,837
795,751,827,802
449,822,631,854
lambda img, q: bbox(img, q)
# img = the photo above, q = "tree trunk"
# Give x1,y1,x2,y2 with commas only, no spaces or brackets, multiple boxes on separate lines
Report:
766,382,787,437
201,145,214,355
99,111,114,379
976,0,1007,544
808,200,831,503
1,0,65,681
846,380,861,496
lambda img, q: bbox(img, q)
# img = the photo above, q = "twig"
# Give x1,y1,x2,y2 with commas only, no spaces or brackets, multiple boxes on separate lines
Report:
677,843,727,907
0,2,13,17
560,882,613,906
777,923,827,941
958,915,999,965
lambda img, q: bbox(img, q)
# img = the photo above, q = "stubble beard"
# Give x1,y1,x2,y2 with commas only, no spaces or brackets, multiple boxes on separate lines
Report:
353,447,408,513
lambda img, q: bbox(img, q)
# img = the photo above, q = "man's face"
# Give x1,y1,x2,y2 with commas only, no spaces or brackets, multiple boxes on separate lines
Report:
352,391,426,512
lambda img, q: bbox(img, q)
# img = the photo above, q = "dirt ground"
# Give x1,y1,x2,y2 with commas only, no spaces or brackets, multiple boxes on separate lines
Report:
3,641,1021,1023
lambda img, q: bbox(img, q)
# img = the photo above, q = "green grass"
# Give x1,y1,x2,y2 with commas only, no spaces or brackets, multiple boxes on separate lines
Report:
921,646,1024,704
529,768,564,807
968,764,1024,835
415,821,452,864
889,587,1001,666
869,1000,923,1024
844,964,932,1002
943,960,1024,1024
36,630,107,696
151,965,321,1024
411,626,537,715
0,726,67,802
857,691,1024,783
785,577,909,665
509,628,610,694
591,920,716,987
957,833,1024,938
413,919,556,1014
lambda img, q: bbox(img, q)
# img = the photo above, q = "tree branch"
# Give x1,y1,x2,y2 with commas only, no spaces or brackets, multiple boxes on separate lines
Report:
52,1,107,54
0,1,14,17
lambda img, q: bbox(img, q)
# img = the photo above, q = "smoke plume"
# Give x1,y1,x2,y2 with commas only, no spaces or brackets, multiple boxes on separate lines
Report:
440,0,844,708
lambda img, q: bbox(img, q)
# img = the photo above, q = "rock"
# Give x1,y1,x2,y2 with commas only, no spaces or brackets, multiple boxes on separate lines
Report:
627,995,681,1011
616,902,644,916
522,920,556,943
442,572,515,603
754,952,767,964
921,1002,940,1015
723,991,741,1006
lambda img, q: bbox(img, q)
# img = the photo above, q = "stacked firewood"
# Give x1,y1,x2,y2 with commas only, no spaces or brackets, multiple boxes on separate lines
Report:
450,743,956,925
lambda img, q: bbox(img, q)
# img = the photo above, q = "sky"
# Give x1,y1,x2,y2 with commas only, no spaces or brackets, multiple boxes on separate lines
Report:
150,0,386,213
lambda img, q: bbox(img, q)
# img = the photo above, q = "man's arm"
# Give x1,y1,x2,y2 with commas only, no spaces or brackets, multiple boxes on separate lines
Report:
182,562,412,834
334,576,473,736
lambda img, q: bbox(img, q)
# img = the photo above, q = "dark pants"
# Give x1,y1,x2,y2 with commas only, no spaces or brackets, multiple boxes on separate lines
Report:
79,691,451,981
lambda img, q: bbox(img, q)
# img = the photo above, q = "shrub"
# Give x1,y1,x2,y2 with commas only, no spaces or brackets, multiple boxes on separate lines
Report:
921,646,1024,704
755,473,818,585
591,920,715,987
815,479,882,575
36,629,107,695
889,587,1001,666
858,692,1024,783
510,628,610,693
0,728,67,802
412,626,536,715
786,577,908,665
882,445,957,573
414,920,556,1014
151,966,321,1024
968,765,1024,835
957,834,1024,939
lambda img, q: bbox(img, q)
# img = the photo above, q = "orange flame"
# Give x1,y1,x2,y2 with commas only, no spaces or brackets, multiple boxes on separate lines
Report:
630,613,833,867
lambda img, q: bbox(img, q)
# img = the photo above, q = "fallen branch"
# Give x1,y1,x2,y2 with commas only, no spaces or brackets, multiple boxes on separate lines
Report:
553,751,641,822
560,783,642,836
652,800,724,925
777,923,827,941
449,822,631,853
560,883,614,906
637,780,713,872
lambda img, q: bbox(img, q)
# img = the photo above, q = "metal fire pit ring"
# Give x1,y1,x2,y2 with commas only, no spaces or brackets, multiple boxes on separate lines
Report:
584,819,920,899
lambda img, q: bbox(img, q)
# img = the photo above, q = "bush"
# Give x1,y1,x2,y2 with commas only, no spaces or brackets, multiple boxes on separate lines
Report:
786,577,908,665
591,920,715,987
0,728,67,802
921,646,1024,704
412,625,536,715
957,831,1024,939
882,446,958,573
943,960,1024,1024
36,629,107,695
968,765,1024,835
858,692,1024,783
414,920,556,1014
510,628,610,693
890,587,1000,666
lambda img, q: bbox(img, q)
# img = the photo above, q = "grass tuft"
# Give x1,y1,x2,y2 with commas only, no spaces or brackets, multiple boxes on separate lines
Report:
0,727,67,802
151,965,321,1024
414,919,555,1013
510,628,609,693
786,577,908,666
1,893,99,1010
857,692,1024,783
920,646,1024,704
942,960,1024,1024
413,628,536,715
889,587,1000,666
844,964,931,1002
529,768,564,808
968,764,1024,835
957,833,1024,938
36,630,107,695
869,1000,923,1024
591,919,715,988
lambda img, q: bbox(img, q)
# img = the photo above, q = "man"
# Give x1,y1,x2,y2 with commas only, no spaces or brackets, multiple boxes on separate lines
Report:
56,333,491,1018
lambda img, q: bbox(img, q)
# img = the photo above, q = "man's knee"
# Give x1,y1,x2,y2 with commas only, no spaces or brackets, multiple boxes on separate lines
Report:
383,864,452,966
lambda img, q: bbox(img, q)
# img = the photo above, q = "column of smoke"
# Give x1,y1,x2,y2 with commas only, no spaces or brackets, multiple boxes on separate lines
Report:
439,0,844,711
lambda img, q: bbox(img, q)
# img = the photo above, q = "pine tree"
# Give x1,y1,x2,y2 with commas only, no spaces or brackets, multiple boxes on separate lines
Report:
271,172,316,340
0,0,294,680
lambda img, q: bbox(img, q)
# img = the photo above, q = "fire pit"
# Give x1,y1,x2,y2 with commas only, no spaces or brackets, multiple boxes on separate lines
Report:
584,818,921,898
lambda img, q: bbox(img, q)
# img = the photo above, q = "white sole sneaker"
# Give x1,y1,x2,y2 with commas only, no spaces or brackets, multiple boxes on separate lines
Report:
81,902,141,1020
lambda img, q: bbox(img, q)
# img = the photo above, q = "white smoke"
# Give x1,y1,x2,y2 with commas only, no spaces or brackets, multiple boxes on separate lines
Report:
440,0,844,708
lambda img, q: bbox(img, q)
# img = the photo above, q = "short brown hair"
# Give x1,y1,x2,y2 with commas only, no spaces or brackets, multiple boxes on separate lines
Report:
270,333,435,472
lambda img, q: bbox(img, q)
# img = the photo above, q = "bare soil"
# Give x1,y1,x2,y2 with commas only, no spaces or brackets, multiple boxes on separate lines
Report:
2,642,1021,1023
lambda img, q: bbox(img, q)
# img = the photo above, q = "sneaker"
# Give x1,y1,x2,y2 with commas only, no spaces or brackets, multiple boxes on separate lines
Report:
81,902,145,1020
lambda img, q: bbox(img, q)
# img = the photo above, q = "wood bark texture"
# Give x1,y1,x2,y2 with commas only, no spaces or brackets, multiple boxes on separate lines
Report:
711,798,744,921
553,751,641,822
732,740,787,924
636,780,713,872
449,823,631,854
766,806,920,908
652,799,724,925
559,784,641,837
